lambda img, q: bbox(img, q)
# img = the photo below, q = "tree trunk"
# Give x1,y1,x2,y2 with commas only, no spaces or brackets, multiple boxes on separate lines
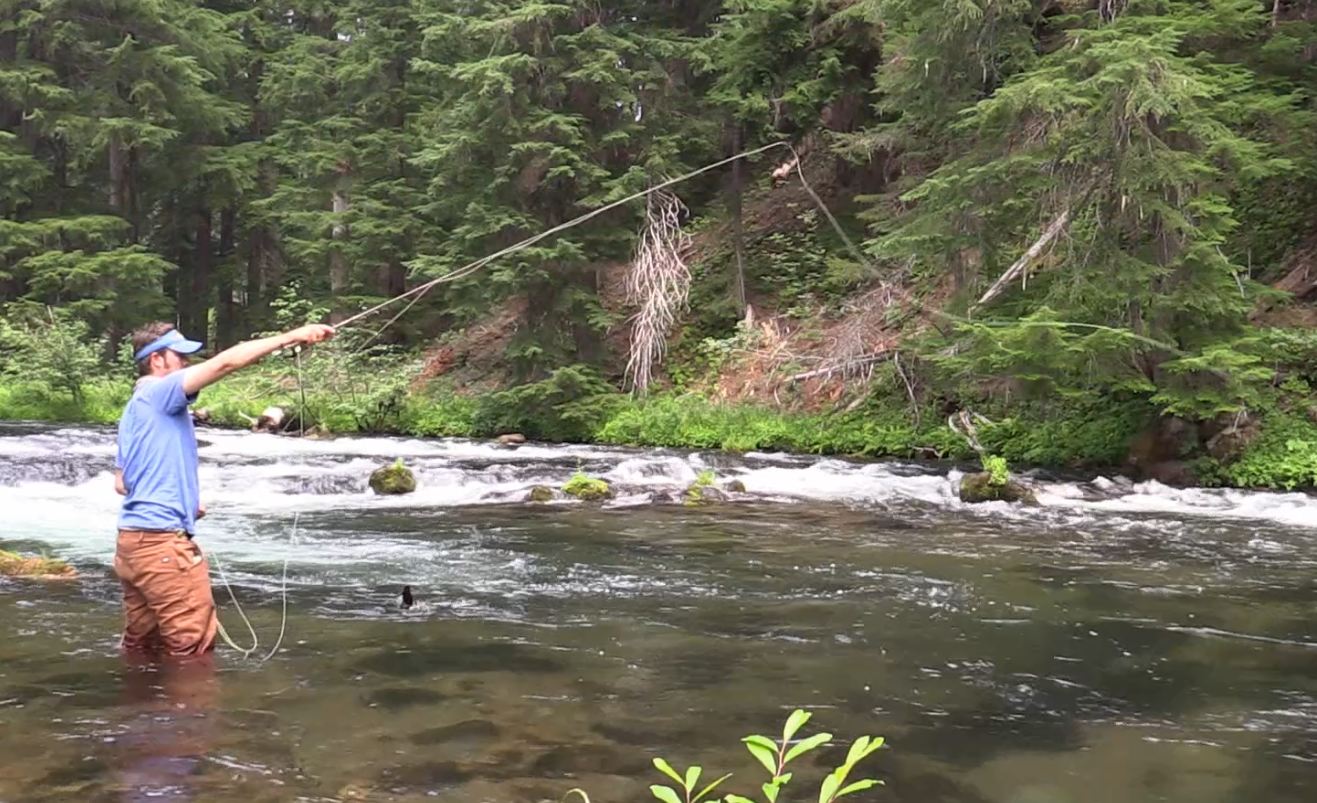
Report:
187,207,212,340
729,123,748,316
216,206,239,347
329,186,351,322
108,133,128,214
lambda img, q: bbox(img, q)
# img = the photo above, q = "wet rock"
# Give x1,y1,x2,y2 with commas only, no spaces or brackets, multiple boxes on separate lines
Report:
370,460,416,495
191,407,212,425
497,433,527,445
527,485,556,503
684,484,732,505
529,743,650,777
958,472,1037,504
377,760,472,791
1206,418,1261,462
1142,460,1198,487
724,479,747,493
362,687,448,710
1127,415,1199,478
562,474,611,501
410,719,500,748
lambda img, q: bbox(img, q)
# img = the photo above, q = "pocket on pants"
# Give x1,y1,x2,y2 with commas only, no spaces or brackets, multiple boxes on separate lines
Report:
169,538,205,572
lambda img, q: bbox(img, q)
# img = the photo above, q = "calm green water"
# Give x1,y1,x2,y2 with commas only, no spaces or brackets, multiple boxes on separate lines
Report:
1,425,1314,802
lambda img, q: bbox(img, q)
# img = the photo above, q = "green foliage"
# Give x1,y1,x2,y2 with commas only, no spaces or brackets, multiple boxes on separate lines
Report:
472,365,621,443
981,455,1009,487
650,709,884,803
1223,414,1317,491
0,308,106,403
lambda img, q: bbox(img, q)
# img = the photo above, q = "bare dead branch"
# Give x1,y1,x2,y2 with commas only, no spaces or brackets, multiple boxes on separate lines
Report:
973,207,1073,310
624,189,692,393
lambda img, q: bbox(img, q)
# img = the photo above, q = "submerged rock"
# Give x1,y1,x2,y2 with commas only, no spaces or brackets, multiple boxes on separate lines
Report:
370,461,417,495
562,474,611,500
958,472,1036,505
527,485,556,503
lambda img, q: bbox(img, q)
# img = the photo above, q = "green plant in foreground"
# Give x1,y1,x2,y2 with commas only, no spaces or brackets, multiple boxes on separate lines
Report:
695,469,716,488
650,709,885,803
981,455,1009,487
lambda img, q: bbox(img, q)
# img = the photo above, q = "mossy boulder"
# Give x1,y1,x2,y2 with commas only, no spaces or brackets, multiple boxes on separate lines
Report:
959,472,1036,505
724,479,747,493
684,484,732,506
562,473,611,500
370,460,417,495
528,485,556,503
0,550,77,580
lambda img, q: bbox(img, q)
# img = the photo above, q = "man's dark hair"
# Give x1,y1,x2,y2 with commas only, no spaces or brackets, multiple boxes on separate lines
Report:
130,321,175,376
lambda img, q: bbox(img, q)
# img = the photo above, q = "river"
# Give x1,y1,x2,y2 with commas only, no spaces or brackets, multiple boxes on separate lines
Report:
0,422,1314,802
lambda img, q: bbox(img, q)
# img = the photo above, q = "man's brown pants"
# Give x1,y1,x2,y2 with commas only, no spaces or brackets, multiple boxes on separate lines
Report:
114,530,218,657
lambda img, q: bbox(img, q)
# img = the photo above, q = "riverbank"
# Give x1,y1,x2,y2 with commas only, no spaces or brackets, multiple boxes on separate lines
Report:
3,372,1314,492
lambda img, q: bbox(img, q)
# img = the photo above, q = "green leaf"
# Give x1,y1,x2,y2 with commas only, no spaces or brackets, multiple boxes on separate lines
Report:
785,733,832,764
746,742,778,775
650,785,683,803
836,779,881,798
743,735,777,751
685,766,701,793
653,758,684,788
693,773,732,803
763,782,781,803
783,709,811,742
819,772,841,803
725,796,757,803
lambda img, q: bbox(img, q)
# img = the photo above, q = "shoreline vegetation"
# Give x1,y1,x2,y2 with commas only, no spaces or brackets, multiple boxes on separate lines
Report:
3,367,1314,493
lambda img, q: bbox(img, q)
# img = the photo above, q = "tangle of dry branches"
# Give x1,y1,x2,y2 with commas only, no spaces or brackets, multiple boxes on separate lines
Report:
624,189,692,393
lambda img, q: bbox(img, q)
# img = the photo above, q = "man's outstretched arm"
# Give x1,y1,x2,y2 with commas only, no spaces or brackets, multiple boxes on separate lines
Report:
182,324,335,397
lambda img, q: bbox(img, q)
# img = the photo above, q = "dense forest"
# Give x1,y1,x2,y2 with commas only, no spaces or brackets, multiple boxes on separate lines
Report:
1,1,1315,488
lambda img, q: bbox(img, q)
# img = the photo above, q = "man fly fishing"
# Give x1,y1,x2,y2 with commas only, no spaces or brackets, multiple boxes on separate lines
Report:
113,320,334,658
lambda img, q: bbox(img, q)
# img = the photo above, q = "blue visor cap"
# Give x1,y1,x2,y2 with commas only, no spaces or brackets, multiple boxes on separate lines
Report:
134,330,205,362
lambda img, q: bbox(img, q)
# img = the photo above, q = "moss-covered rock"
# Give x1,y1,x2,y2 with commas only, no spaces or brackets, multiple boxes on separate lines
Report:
528,485,556,503
562,473,611,500
684,483,732,506
958,472,1036,504
724,479,747,493
370,460,417,495
0,549,77,580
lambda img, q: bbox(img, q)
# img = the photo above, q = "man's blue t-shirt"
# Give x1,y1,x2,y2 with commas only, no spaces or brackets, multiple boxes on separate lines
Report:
116,372,201,534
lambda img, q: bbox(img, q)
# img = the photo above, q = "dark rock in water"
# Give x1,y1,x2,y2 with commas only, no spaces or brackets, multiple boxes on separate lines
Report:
497,433,527,445
377,760,472,791
724,479,747,493
527,485,556,503
1127,414,1199,482
529,743,651,777
401,585,414,609
370,461,416,495
362,687,448,710
959,472,1037,504
409,719,500,747
1142,460,1198,487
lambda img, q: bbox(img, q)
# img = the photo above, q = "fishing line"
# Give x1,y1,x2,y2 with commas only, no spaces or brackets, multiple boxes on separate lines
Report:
210,511,297,662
